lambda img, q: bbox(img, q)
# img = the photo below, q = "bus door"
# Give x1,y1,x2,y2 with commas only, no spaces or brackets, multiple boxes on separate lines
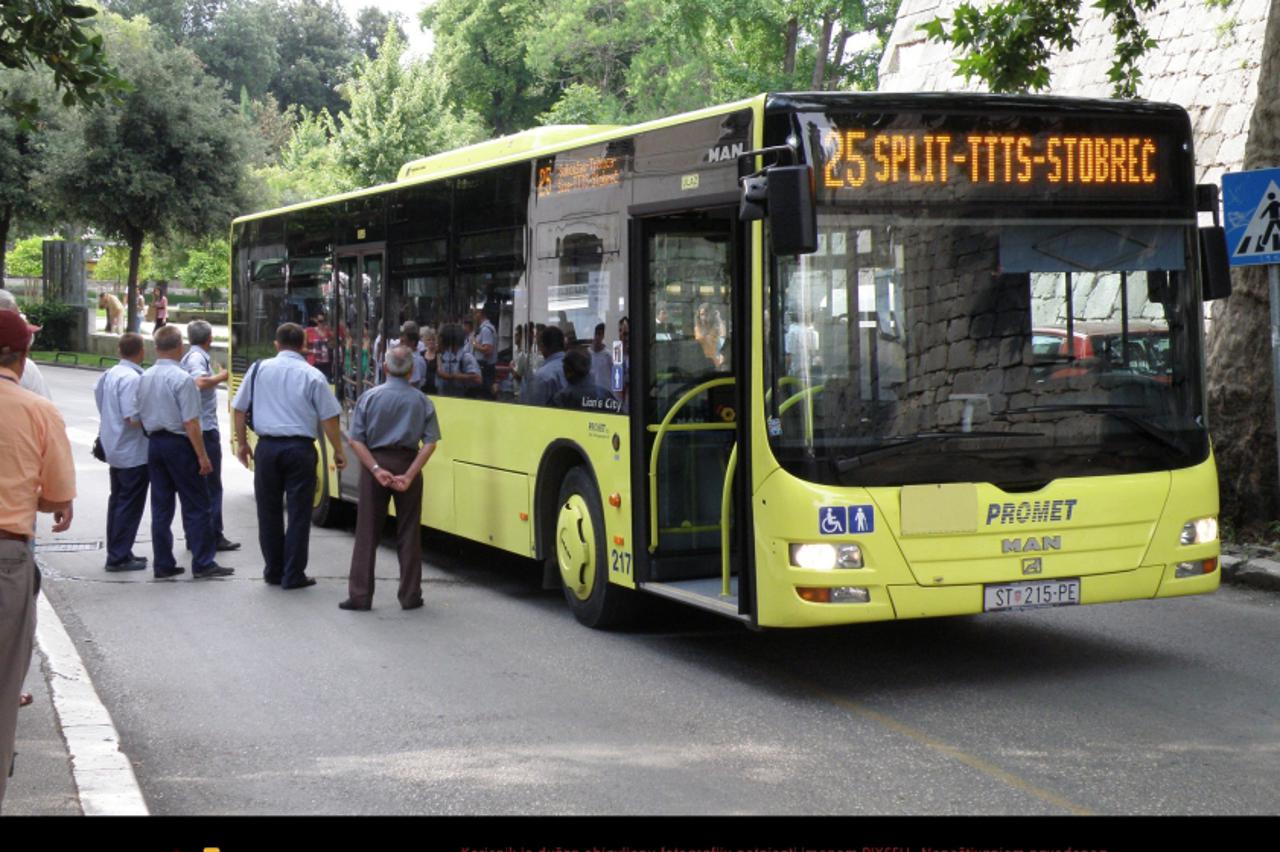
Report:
334,246,385,499
635,208,751,621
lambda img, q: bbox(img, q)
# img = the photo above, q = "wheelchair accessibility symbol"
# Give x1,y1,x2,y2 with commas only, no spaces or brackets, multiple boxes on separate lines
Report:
819,507,847,535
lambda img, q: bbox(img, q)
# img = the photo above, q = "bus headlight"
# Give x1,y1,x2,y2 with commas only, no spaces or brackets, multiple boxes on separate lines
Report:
1180,517,1218,545
789,543,863,569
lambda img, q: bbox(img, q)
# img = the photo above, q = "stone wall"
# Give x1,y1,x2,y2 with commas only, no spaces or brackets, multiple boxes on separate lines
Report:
878,0,1271,186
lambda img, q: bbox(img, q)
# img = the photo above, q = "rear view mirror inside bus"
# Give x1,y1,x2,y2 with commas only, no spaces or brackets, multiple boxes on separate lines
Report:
738,164,818,255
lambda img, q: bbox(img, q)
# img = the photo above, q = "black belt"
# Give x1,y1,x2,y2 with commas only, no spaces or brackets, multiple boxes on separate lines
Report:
259,435,314,441
0,530,30,543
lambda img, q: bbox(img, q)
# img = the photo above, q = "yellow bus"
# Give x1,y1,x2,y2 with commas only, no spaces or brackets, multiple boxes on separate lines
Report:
230,93,1231,629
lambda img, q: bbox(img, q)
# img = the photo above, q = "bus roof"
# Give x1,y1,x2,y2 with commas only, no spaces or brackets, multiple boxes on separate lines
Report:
232,94,764,225
232,91,1191,226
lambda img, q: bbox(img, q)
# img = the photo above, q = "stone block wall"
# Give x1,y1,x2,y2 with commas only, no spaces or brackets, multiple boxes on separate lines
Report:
878,0,1270,186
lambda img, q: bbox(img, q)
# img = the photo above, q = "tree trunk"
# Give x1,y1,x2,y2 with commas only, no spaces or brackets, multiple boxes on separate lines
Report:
812,14,836,90
1205,7,1280,535
0,204,10,285
828,29,852,90
126,227,143,334
783,18,799,76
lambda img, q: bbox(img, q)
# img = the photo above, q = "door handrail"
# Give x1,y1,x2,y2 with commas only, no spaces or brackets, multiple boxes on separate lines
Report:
648,376,735,553
719,442,738,597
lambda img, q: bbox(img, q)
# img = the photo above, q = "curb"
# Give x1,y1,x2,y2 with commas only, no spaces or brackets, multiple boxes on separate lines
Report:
1221,551,1280,591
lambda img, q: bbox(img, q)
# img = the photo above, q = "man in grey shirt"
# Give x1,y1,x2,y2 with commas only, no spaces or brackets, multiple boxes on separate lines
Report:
180,320,239,552
136,325,230,579
340,345,440,611
525,325,569,406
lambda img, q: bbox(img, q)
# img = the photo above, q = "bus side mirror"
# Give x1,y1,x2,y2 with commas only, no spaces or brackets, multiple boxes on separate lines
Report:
1199,226,1232,301
768,165,818,256
738,165,817,256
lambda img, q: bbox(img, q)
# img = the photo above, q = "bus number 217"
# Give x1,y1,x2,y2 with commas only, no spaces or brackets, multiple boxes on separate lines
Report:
610,549,632,576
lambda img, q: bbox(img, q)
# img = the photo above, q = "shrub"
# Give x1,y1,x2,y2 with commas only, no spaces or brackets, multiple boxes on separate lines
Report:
19,299,78,352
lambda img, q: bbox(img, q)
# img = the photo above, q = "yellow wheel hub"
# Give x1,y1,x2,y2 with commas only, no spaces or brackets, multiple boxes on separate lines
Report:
557,495,595,601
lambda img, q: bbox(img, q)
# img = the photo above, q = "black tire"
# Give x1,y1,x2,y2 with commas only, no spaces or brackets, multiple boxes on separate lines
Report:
553,465,634,629
312,440,347,527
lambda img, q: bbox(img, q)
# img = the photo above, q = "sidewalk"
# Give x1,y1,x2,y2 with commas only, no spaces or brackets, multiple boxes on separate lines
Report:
7,643,81,815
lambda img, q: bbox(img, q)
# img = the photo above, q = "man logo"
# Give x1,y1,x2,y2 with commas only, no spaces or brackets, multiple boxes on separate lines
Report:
1022,557,1044,576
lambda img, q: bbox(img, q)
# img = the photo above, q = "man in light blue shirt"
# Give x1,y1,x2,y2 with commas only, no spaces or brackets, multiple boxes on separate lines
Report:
136,325,231,580
180,320,239,553
232,322,346,590
94,334,149,572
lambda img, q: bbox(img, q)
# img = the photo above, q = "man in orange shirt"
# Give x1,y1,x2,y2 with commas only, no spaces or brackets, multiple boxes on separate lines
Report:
0,309,75,810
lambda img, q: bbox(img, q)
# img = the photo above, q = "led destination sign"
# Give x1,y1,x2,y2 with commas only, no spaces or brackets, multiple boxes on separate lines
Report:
810,112,1187,207
535,155,623,198
822,131,1159,188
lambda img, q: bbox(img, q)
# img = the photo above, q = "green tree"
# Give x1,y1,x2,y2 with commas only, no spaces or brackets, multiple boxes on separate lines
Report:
355,6,408,60
40,13,249,332
196,0,282,100
250,107,351,208
6,234,49,278
919,0,1158,98
178,238,230,305
0,70,47,281
336,24,486,185
272,0,353,116
1,0,125,121
424,0,552,135
92,242,155,285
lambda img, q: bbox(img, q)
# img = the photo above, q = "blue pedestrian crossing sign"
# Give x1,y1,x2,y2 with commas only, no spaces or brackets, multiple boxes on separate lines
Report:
1223,168,1280,267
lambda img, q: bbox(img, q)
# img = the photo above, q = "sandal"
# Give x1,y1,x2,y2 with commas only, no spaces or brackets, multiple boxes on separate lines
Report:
19,692,33,708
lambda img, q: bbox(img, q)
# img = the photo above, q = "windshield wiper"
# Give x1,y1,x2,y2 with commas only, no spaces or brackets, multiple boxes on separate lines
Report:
834,430,1044,473
1000,404,1190,456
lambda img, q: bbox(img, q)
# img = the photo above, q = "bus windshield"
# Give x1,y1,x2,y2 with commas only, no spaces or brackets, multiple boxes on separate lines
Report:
764,211,1209,488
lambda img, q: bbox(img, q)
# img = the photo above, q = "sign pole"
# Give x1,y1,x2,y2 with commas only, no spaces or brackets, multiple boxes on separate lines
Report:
1272,265,1280,494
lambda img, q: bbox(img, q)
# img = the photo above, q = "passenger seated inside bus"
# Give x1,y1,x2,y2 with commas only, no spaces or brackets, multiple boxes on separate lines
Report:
553,348,621,413
435,322,483,396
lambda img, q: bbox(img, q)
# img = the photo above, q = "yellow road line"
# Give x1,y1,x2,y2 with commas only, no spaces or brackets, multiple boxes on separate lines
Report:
800,680,1095,815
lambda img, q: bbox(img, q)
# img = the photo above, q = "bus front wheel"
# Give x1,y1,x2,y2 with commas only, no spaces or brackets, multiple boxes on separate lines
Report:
554,466,633,629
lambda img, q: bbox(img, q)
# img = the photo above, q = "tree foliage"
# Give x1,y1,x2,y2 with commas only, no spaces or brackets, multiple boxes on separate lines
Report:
919,0,1159,98
355,6,408,61
1,0,126,121
337,24,486,186
6,234,48,278
178,237,230,303
40,13,249,330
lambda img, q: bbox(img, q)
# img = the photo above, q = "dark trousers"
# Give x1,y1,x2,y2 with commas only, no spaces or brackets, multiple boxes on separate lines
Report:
254,437,317,586
148,432,215,572
105,464,149,565
347,447,423,607
203,430,223,539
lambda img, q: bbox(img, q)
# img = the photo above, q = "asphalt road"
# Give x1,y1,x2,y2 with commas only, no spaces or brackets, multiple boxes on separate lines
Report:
28,364,1280,816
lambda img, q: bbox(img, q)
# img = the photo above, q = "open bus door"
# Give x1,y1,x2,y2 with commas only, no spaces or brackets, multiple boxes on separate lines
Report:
632,207,755,624
332,246,385,503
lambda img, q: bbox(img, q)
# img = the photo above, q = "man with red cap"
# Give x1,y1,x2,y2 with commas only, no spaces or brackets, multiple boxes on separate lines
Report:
0,309,75,810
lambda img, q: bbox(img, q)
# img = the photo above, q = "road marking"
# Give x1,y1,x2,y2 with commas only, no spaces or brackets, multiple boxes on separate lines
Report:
65,426,98,447
798,680,1094,815
35,593,149,816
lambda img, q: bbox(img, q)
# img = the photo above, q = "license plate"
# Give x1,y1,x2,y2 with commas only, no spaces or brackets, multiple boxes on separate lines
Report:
984,578,1081,612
